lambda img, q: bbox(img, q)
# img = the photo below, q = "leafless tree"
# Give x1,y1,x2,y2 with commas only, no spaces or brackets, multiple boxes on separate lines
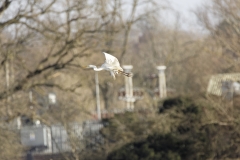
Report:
0,0,165,159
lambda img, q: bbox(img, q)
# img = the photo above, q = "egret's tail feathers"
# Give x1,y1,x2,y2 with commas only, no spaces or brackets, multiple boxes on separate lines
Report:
118,70,133,77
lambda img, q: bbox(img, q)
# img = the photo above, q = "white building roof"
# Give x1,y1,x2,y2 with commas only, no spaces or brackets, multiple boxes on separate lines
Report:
207,73,240,96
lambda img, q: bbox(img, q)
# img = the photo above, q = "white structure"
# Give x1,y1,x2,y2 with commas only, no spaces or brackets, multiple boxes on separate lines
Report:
207,73,240,99
48,93,56,104
156,66,167,99
123,65,135,110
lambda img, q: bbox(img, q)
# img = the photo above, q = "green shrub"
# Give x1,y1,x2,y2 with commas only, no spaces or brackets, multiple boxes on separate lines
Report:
107,133,196,160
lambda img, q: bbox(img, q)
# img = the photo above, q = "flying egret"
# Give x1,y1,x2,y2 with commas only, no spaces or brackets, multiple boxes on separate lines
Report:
87,52,132,79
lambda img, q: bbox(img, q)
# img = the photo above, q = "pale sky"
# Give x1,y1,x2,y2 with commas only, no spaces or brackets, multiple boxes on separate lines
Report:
163,0,208,32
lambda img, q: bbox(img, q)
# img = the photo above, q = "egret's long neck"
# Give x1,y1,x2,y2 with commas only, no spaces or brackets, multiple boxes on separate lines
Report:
93,67,104,71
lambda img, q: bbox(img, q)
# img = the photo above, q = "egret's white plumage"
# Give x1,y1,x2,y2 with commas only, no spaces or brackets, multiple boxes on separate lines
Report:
87,52,132,79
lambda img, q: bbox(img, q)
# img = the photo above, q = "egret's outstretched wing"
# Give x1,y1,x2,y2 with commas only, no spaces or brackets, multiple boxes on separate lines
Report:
103,52,120,66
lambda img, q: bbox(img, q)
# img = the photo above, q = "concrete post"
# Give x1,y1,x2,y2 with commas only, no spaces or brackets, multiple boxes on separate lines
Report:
156,66,167,99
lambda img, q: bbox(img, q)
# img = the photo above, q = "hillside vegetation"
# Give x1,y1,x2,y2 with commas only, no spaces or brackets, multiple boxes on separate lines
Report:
99,96,240,160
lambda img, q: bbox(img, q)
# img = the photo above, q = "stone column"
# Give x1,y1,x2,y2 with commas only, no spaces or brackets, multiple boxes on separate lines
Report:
156,66,167,99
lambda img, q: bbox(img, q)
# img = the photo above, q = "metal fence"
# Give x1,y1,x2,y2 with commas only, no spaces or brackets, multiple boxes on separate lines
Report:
20,120,104,154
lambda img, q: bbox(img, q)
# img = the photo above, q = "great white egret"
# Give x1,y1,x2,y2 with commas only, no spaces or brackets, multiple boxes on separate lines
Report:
87,52,132,79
